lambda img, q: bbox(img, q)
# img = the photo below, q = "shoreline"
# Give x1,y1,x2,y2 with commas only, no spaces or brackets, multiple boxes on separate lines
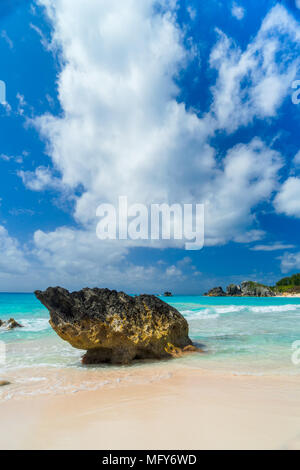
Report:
205,294,300,298
276,293,300,298
1,366,300,450
1,294,300,449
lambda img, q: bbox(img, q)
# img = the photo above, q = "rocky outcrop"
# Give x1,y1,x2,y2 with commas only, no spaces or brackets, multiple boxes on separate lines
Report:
240,281,275,297
0,318,23,329
164,292,173,297
205,281,275,297
226,284,242,296
35,287,199,365
205,287,226,297
0,381,10,387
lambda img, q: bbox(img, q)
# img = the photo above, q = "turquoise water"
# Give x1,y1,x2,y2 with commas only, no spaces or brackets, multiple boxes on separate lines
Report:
168,296,300,375
1,293,300,398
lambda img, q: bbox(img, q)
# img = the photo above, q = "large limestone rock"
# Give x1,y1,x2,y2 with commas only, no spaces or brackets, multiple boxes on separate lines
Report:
35,287,196,364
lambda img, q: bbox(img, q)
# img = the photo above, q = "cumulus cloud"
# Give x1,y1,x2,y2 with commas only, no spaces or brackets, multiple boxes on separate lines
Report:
0,224,197,292
0,226,29,275
280,251,300,273
210,4,300,132
31,226,202,292
293,150,300,167
32,2,293,244
231,3,245,20
18,166,63,191
202,138,282,246
274,177,300,218
166,265,182,277
7,1,298,290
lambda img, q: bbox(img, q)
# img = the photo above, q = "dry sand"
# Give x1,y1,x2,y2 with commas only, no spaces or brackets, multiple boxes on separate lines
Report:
276,293,300,298
1,367,300,450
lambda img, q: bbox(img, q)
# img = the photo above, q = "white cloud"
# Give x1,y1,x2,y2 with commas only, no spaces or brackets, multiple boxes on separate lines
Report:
0,226,29,275
251,243,295,252
210,5,300,132
203,138,282,245
1,151,28,164
280,252,300,273
274,177,300,218
3,1,294,290
231,3,245,21
187,6,196,21
166,265,182,277
33,227,128,277
30,22,50,49
0,154,11,161
234,230,265,244
18,166,63,191
1,30,13,49
293,150,300,167
177,256,192,267
31,226,196,292
16,93,27,116
31,2,291,248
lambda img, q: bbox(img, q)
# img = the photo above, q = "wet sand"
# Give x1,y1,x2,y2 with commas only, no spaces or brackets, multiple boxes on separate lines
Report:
1,368,300,450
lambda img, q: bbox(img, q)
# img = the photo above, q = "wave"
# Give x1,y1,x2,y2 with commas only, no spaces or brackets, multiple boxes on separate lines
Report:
18,318,50,332
181,303,300,318
0,318,50,334
250,305,299,313
181,309,220,320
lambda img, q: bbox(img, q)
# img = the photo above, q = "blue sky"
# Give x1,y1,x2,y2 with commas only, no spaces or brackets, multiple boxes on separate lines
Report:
0,0,300,293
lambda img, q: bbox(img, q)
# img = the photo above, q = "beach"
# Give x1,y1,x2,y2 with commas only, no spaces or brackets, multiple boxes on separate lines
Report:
1,367,300,450
276,294,300,298
1,293,300,450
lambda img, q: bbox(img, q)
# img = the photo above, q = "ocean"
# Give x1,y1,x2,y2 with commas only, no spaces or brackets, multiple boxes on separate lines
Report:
1,293,300,400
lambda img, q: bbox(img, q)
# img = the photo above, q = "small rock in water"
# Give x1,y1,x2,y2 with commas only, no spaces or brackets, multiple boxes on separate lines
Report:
0,318,23,329
0,381,10,387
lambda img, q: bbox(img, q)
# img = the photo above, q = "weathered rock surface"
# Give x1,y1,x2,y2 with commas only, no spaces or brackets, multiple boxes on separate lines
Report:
226,284,242,296
205,281,275,297
0,318,23,329
35,287,196,364
205,287,227,297
240,281,275,297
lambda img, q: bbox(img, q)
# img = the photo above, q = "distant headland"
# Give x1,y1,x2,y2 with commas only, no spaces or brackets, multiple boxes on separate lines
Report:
205,273,300,297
